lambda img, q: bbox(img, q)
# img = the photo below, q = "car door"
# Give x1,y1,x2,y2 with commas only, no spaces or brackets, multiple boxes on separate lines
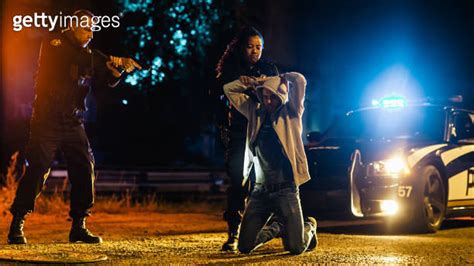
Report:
445,111,474,209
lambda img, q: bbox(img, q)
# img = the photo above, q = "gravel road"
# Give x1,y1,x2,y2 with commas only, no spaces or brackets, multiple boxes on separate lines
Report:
0,212,473,264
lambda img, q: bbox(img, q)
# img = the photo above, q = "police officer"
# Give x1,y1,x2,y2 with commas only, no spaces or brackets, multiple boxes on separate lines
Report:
7,9,141,244
214,27,279,251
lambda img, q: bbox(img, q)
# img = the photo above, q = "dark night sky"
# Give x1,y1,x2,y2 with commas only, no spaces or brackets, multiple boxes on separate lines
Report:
249,0,474,131
2,0,474,169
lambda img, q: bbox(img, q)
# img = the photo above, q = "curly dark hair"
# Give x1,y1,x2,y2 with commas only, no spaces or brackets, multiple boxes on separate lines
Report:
216,26,264,79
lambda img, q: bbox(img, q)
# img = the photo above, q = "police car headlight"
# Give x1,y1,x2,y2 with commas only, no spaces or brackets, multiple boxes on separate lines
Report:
367,157,410,178
380,200,399,215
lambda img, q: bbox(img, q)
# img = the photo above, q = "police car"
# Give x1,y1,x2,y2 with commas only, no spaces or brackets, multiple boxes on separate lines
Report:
303,96,474,233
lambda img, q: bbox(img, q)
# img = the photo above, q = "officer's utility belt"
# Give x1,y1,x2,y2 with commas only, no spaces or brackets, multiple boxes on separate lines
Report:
255,181,295,193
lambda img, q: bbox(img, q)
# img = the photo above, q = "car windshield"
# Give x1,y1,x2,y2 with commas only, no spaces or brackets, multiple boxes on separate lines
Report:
326,106,446,141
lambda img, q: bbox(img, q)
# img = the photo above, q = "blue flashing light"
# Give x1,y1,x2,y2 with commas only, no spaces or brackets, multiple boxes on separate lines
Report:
375,96,407,108
122,99,128,105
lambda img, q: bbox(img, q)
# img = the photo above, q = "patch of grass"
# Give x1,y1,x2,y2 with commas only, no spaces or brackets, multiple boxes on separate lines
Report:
1,152,222,216
0,151,23,214
155,199,223,214
93,192,222,214
35,193,69,214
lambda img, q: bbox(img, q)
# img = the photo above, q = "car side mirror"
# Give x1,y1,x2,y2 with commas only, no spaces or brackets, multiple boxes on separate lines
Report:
307,131,322,143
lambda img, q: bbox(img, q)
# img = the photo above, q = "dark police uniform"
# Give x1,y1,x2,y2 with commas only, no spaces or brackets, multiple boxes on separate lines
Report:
216,59,279,232
10,31,117,219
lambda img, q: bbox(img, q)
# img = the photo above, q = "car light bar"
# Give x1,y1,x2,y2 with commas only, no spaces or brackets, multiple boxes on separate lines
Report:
372,96,407,108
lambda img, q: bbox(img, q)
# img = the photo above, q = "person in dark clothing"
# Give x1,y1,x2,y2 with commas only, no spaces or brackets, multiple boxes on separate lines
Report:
213,27,279,251
7,9,141,245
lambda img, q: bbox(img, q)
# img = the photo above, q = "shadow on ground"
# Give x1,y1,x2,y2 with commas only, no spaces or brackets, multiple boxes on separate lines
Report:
440,219,474,230
315,217,474,235
206,250,294,265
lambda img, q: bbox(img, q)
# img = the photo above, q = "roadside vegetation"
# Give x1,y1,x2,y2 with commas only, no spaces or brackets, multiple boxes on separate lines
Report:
1,152,222,216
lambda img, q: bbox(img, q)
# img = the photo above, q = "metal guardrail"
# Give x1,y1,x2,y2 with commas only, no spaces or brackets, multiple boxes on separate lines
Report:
45,169,229,195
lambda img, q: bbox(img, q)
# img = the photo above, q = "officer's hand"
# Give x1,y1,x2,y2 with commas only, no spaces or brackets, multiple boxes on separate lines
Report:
122,58,142,73
239,76,258,87
106,61,123,78
109,56,143,73
109,56,122,68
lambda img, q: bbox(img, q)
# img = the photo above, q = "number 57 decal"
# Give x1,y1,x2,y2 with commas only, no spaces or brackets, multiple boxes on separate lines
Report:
398,186,413,198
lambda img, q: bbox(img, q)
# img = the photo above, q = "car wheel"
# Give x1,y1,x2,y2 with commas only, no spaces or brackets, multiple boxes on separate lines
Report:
411,165,446,233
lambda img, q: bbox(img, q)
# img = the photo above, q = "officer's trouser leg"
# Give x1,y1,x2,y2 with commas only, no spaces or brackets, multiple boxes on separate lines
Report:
223,137,247,228
10,127,59,216
61,125,95,219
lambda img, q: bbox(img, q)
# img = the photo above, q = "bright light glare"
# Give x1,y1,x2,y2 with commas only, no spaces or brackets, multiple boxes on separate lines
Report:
362,64,422,108
371,95,407,108
385,157,409,175
380,200,399,215
381,96,406,108
372,157,410,178
379,256,402,263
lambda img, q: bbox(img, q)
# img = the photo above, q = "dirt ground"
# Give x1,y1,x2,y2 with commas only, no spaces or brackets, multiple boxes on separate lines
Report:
0,211,229,264
1,211,474,264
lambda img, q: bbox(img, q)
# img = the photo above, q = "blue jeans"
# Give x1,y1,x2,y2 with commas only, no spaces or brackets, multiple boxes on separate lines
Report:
238,184,315,254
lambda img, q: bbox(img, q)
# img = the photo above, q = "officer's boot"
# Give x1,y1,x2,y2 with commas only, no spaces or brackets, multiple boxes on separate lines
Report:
69,217,102,244
221,223,239,252
8,215,27,244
